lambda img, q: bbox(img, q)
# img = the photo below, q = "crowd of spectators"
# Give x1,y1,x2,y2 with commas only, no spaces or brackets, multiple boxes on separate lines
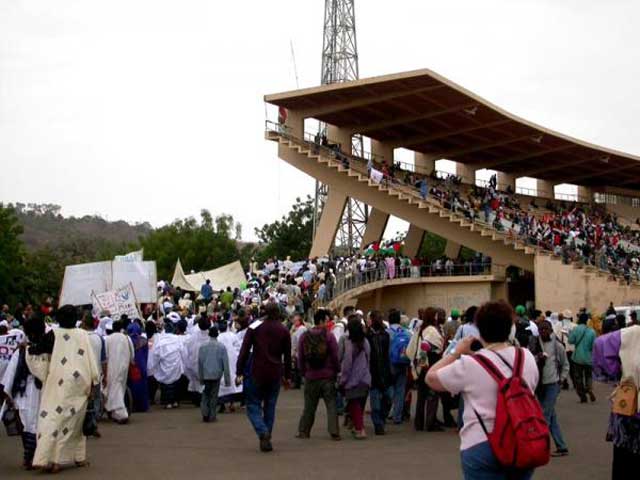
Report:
363,155,640,284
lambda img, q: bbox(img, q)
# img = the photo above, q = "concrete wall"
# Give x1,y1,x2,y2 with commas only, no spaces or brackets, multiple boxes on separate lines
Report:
352,279,498,318
534,254,640,314
605,203,640,223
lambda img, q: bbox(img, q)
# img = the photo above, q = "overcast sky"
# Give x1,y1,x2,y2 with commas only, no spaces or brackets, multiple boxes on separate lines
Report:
2,0,639,242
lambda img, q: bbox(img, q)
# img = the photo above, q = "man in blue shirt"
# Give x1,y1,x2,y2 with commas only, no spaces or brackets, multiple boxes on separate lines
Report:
201,279,213,303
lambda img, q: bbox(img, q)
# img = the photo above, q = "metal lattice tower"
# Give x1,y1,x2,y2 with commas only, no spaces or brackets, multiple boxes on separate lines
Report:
313,0,368,255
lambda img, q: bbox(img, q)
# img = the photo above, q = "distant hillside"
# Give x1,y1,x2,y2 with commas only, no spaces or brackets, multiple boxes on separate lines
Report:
13,203,152,251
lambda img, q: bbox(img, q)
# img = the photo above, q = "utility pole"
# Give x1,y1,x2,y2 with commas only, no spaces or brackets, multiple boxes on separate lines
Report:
313,0,368,255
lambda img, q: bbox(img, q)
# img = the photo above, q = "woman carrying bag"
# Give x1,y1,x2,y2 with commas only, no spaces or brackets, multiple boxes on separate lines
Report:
339,316,371,439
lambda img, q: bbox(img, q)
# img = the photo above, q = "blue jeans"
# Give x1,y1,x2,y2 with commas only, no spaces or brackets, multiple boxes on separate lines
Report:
244,377,280,438
369,386,393,429
537,382,568,451
461,441,534,480
390,364,408,423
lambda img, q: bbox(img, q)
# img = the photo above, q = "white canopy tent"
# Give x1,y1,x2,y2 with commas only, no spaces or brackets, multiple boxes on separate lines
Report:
171,259,246,292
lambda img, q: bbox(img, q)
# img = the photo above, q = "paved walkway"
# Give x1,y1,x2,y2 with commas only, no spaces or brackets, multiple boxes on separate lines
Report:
1,382,613,479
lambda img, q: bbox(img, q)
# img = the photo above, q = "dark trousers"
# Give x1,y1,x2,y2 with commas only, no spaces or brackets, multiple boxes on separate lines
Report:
244,377,280,438
370,386,393,430
292,363,303,389
572,363,593,401
148,376,159,404
390,364,408,423
201,379,221,420
21,432,36,466
415,370,439,431
613,445,640,479
298,378,339,436
440,392,457,425
567,352,576,389
160,380,180,405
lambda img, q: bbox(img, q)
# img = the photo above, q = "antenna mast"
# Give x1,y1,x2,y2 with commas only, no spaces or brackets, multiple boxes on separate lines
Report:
313,0,368,255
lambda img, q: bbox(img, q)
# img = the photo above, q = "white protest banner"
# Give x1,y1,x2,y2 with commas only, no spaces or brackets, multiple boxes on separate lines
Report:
61,260,157,305
91,283,141,321
112,261,157,303
114,249,144,262
60,261,113,306
92,290,117,318
114,283,141,319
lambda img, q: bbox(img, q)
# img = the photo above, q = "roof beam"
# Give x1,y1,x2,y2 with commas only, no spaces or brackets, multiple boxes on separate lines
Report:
394,118,512,149
509,156,597,178
560,162,640,184
430,134,536,160
298,84,447,118
612,171,640,186
478,144,576,170
343,101,478,134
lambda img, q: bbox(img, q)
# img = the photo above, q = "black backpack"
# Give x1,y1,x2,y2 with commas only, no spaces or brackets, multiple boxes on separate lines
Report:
304,330,328,369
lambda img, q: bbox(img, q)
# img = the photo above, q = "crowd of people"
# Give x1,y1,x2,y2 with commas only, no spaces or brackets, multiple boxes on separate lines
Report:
416,173,640,282
325,134,640,284
2,280,639,478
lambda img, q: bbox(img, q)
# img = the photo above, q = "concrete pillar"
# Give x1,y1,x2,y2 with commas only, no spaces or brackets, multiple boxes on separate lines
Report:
309,187,348,258
444,240,462,259
374,288,383,310
284,109,304,138
455,162,476,186
404,225,425,258
371,140,394,166
414,152,436,176
496,171,516,192
577,185,593,203
536,179,555,200
327,124,352,154
361,208,390,249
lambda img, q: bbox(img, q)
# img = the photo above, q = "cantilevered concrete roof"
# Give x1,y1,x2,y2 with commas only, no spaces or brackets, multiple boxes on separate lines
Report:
265,69,640,189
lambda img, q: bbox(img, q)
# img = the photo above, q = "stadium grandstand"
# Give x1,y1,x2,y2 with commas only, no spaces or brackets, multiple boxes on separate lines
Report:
264,68,640,316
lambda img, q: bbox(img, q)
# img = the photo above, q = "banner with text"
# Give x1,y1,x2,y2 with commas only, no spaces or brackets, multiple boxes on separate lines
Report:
91,283,141,321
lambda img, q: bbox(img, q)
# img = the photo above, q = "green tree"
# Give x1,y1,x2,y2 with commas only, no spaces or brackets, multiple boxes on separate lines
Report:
140,210,240,280
254,196,315,262
419,232,447,259
0,204,26,305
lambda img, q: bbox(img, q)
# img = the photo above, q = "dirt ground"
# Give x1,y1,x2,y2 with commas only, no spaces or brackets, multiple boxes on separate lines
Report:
1,381,613,479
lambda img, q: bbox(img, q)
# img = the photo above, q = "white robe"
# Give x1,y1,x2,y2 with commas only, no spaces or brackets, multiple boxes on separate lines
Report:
147,333,185,385
183,329,210,393
28,328,99,467
0,349,41,433
104,332,134,420
218,331,243,397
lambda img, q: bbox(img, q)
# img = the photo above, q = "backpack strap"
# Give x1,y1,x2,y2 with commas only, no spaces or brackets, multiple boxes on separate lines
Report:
472,353,506,384
512,347,524,378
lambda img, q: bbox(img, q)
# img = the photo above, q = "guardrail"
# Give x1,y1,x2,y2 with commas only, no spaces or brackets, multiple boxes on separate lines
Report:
318,262,501,306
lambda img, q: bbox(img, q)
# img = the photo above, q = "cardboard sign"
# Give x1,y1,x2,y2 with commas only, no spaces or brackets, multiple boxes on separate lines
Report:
91,283,142,321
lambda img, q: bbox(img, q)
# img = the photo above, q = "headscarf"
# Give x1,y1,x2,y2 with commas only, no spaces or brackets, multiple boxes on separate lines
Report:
127,323,144,349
